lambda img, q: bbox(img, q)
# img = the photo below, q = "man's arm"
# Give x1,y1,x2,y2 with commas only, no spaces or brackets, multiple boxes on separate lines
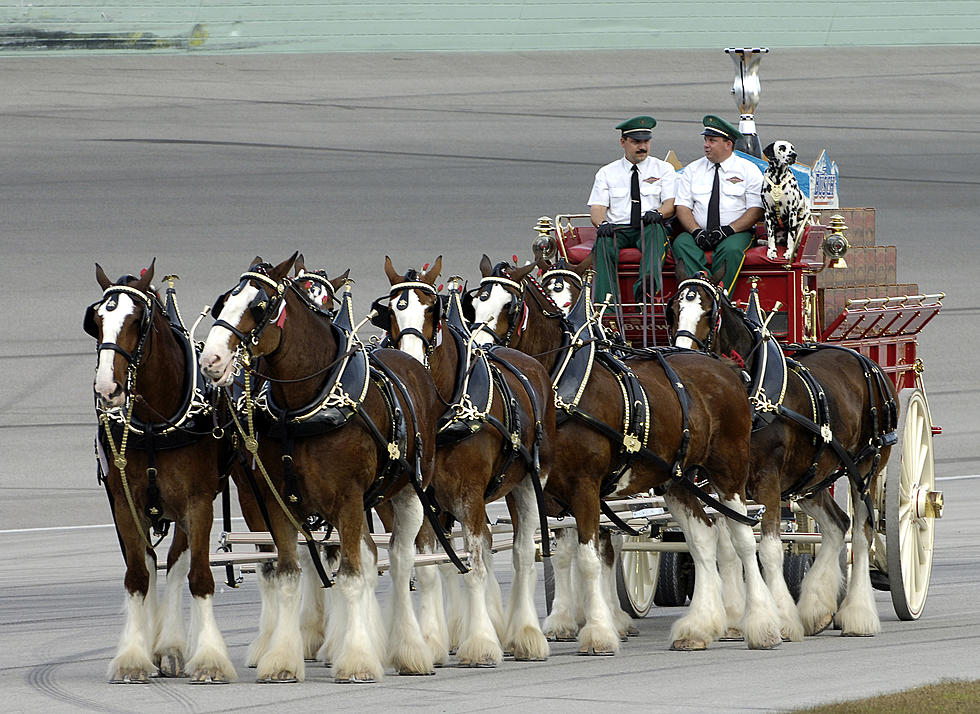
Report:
590,204,609,228
729,206,763,234
658,197,675,220
674,205,699,233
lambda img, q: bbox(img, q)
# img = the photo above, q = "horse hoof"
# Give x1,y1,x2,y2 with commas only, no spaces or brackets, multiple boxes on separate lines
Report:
670,639,708,651
458,660,497,668
109,671,151,684
546,634,577,642
336,674,376,683
257,670,298,683
841,631,876,638
626,624,640,637
398,669,436,676
805,614,834,636
190,669,231,684
719,628,744,642
157,652,186,678
577,647,615,656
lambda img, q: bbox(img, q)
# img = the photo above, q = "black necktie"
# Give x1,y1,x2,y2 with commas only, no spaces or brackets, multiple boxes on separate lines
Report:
630,164,641,228
707,163,721,231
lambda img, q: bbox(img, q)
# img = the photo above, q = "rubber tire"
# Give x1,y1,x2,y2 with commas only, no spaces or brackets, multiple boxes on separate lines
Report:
653,551,689,607
782,552,813,603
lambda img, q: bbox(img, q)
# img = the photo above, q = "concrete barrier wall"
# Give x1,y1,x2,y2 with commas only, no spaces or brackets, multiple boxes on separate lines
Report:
2,1,978,53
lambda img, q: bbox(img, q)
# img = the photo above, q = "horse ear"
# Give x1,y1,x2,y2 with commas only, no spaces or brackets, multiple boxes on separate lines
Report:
330,269,350,293
294,253,306,276
250,256,264,269
479,254,493,277
95,263,112,290
510,262,536,283
422,256,442,286
135,259,155,291
271,252,298,281
674,257,691,283
711,263,726,288
762,142,775,161
383,256,401,285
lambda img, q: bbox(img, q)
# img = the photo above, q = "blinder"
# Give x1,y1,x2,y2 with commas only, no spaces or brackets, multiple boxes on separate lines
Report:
83,302,100,338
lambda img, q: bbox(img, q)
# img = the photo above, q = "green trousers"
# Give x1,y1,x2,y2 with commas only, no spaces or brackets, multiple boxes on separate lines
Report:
671,230,754,293
592,223,668,303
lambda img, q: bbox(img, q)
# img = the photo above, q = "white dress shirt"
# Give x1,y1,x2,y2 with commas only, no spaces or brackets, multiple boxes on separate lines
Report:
587,156,677,224
675,153,763,229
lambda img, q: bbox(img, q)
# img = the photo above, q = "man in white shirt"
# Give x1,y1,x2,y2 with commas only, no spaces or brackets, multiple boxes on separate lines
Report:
673,115,764,293
587,115,677,303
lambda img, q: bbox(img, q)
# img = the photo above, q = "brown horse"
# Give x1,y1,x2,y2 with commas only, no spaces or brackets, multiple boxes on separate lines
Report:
85,261,236,683
200,254,441,682
380,256,556,665
666,266,898,638
470,256,782,652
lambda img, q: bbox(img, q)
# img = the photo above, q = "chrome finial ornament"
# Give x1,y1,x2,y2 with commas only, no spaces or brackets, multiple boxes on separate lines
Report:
725,47,769,158
531,216,557,261
823,214,850,269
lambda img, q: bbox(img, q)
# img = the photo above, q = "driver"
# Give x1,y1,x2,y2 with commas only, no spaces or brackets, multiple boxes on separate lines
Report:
587,115,677,304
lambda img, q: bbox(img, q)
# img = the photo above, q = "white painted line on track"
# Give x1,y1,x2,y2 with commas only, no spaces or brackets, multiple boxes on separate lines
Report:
936,473,980,481
0,517,248,535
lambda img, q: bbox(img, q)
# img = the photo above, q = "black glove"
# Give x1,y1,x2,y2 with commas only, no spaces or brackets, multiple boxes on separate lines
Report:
641,210,664,226
708,225,736,244
691,228,717,251
595,221,615,238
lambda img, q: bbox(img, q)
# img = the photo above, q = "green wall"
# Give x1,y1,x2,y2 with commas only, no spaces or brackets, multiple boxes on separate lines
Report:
2,1,978,53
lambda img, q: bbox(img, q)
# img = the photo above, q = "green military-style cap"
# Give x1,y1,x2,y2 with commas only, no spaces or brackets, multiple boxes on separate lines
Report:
700,114,741,143
616,115,656,140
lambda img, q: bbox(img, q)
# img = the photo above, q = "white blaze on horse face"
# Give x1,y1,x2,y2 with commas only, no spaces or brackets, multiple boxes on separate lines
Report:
392,290,428,365
543,277,573,316
674,288,705,350
201,283,260,386
93,294,137,406
471,284,512,347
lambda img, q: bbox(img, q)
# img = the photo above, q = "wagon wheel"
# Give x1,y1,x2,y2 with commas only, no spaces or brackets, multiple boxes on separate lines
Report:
884,387,943,620
615,536,660,618
653,551,689,607
783,552,813,603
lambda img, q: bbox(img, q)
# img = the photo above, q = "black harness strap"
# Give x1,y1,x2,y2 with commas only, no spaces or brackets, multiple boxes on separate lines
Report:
368,356,469,575
486,349,552,557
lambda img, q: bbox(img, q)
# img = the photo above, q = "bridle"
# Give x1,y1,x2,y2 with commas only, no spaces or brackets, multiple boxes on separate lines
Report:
469,263,564,347
85,282,156,389
374,272,443,363
667,275,723,352
211,264,288,353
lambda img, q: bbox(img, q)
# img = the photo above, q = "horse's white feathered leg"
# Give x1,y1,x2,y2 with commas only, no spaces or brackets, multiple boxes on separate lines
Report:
297,547,327,661
574,536,620,655
720,496,782,649
246,561,278,668
714,518,746,637
758,530,805,641
796,494,847,636
835,489,881,636
503,479,549,661
664,494,725,650
455,524,503,667
155,548,189,676
542,528,580,641
386,490,434,675
331,540,386,682
186,593,237,683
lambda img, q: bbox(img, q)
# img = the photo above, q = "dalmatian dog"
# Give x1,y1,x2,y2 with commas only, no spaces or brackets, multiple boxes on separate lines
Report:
762,140,810,261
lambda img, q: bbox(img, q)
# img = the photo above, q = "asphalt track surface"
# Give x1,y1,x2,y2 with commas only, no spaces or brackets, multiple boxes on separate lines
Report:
1,47,978,713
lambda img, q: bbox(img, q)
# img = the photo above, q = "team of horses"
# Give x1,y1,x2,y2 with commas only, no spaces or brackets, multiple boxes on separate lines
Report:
85,251,897,684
